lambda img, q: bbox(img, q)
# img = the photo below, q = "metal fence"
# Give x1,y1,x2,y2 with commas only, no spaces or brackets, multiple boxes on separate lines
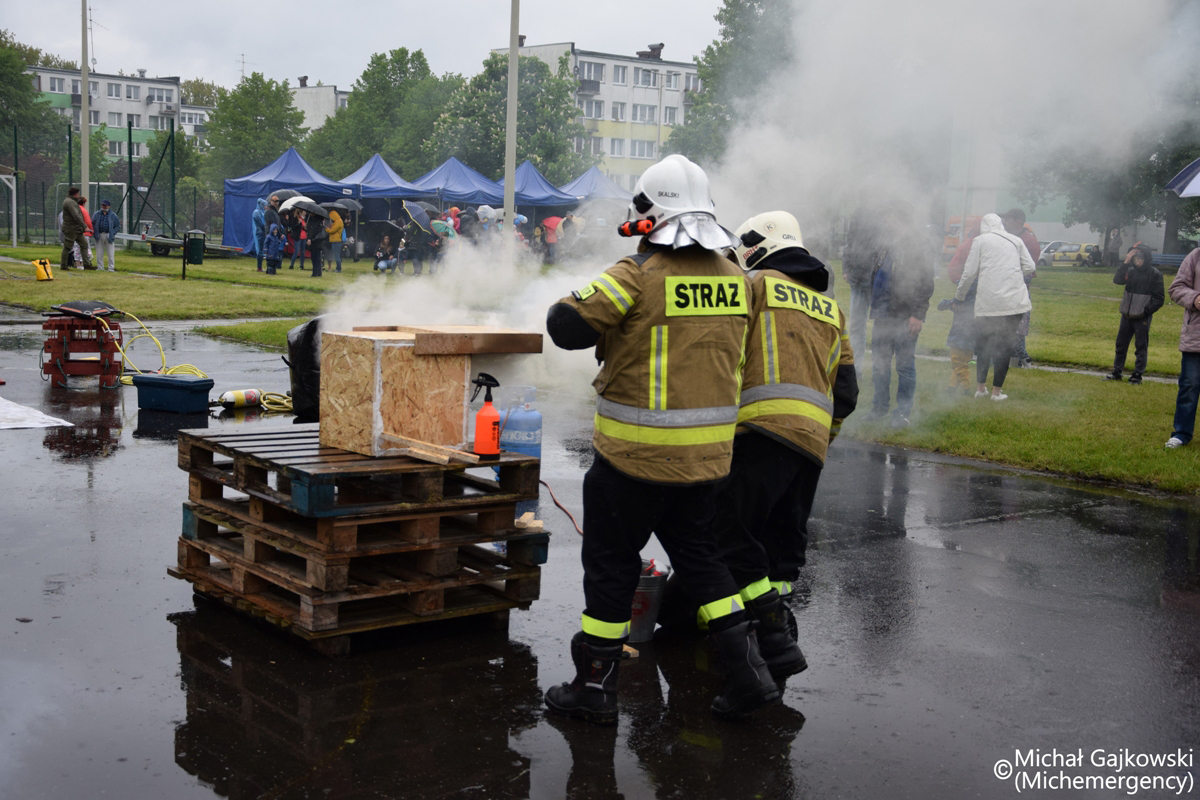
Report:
3,122,221,246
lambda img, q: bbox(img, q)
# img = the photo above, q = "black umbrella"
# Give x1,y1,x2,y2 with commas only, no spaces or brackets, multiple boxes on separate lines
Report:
398,200,432,232
413,200,440,215
290,199,329,218
321,199,363,213
272,189,302,201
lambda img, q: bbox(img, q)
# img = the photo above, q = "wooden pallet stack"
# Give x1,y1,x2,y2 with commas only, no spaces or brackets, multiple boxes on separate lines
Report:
168,424,548,655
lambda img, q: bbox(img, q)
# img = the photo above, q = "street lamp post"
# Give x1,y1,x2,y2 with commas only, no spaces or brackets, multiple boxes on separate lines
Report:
80,0,89,199
502,0,520,266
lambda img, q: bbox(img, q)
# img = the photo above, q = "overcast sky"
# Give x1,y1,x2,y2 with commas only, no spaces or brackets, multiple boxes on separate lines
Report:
4,1,720,89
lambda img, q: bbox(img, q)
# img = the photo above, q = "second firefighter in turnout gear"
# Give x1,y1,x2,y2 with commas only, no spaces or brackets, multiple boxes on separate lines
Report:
662,211,859,685
544,155,779,724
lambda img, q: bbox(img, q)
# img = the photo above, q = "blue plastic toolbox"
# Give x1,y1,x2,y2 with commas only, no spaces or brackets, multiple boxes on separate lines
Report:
131,374,214,413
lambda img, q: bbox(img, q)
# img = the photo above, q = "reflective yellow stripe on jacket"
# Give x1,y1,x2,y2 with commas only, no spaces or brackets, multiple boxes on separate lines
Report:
737,383,834,429
595,397,739,446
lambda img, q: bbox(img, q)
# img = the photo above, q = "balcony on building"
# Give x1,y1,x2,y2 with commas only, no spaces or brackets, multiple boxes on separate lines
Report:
577,78,600,95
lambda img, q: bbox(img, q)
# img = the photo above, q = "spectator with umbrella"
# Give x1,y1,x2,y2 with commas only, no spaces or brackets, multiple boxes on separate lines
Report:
398,200,438,276
290,199,330,277
281,195,317,271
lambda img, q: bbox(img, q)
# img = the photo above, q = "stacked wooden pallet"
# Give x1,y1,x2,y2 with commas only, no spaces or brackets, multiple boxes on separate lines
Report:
168,424,548,654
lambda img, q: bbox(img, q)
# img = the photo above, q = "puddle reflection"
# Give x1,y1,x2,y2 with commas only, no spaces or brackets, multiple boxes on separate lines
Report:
170,601,540,800
41,383,123,460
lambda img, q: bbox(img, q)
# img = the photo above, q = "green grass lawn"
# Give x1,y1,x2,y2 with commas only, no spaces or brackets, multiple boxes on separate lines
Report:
845,359,1200,493
0,243,399,319
194,318,303,349
914,267,1186,376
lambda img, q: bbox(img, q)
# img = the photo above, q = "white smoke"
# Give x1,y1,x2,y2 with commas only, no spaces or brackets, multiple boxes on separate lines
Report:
707,0,1197,241
323,237,611,396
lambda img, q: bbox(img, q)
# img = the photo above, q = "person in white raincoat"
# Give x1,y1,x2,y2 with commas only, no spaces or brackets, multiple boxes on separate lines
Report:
953,213,1035,401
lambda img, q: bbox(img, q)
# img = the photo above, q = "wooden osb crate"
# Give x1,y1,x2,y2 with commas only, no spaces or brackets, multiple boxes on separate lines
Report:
319,326,542,457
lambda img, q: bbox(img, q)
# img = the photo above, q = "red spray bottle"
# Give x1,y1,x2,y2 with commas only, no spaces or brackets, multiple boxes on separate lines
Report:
471,372,501,459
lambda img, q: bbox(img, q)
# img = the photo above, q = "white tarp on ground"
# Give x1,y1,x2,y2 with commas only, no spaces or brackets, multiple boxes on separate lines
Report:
0,396,72,429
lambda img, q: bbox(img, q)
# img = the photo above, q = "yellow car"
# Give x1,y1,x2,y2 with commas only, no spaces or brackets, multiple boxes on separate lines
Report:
1047,242,1100,266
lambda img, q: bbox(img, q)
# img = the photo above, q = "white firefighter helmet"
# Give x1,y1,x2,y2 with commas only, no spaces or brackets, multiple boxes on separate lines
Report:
733,211,807,271
626,155,737,249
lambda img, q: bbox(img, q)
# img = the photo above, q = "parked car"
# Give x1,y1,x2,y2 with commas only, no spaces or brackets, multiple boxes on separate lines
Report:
1037,240,1068,266
1044,242,1100,267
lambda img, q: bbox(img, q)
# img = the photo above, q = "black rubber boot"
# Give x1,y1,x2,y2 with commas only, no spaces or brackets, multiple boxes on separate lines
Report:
746,590,808,681
708,620,780,717
1129,373,1143,385
545,632,625,725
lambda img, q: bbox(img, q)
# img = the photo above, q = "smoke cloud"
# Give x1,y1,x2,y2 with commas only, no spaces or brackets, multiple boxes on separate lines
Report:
323,239,612,396
707,0,1199,243
322,0,1200,398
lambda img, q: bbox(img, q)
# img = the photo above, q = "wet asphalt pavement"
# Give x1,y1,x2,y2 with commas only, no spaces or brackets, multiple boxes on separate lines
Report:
1,320,1199,799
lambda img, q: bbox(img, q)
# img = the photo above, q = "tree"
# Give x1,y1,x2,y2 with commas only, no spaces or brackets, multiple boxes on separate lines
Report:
0,29,77,69
430,52,600,185
180,78,225,108
382,73,463,178
54,124,109,190
665,0,795,166
302,48,457,180
1011,80,1200,254
203,72,307,181
0,45,61,145
142,127,205,180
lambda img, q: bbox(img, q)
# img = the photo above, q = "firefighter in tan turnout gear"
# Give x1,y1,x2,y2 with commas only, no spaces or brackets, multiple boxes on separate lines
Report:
710,210,858,684
543,155,779,725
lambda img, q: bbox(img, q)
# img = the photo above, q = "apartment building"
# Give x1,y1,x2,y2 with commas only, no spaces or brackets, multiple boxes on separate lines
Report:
26,66,212,159
290,76,350,133
494,41,702,191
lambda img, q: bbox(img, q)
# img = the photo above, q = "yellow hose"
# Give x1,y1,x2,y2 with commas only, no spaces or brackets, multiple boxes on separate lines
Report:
99,313,292,411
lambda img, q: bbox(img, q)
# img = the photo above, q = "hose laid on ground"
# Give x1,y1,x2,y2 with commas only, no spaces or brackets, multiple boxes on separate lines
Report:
261,392,294,412
540,479,583,536
95,312,208,386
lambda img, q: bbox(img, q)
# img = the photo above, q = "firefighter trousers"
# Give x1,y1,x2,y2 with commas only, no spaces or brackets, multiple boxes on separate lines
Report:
581,453,743,633
712,431,822,590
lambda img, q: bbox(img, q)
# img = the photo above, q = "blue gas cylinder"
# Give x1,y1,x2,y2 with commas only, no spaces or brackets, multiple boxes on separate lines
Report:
496,386,541,516
499,394,542,461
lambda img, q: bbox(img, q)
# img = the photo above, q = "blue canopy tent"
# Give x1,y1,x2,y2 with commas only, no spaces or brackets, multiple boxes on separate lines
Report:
341,154,428,199
222,148,357,251
340,153,436,251
559,166,633,201
409,157,504,206
498,160,580,207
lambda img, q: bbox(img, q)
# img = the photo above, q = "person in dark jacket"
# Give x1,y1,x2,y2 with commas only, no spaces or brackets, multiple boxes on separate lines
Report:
305,212,327,277
59,187,93,269
252,198,268,272
1104,243,1165,384
91,198,121,272
263,223,285,275
867,206,936,427
264,195,282,243
287,210,306,270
